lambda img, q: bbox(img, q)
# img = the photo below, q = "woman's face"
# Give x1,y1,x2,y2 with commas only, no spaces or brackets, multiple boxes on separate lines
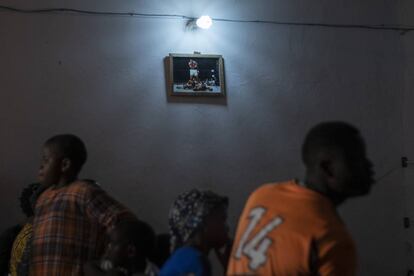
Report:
204,205,229,249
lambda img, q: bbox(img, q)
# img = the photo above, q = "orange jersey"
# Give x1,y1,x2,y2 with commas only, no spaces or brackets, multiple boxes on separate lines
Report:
227,180,356,276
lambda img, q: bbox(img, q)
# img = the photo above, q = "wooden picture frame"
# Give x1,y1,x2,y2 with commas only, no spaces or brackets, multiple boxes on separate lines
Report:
167,53,225,97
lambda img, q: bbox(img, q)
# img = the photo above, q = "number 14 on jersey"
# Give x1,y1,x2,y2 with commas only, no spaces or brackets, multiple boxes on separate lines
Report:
234,207,284,270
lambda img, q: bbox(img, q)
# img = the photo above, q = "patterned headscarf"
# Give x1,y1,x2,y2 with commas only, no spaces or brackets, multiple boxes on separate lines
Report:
169,189,228,251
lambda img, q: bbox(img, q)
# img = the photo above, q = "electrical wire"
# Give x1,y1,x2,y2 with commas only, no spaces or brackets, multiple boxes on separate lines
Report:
375,158,414,183
376,166,400,183
0,5,194,19
1,5,414,33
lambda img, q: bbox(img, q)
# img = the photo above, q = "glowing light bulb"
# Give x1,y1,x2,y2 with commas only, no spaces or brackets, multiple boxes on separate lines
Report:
196,15,212,29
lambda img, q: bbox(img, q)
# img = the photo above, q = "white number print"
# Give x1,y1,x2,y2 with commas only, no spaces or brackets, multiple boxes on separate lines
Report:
235,207,283,270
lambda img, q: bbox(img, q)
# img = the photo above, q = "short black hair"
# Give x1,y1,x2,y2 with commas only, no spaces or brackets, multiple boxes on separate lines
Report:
116,219,156,259
302,121,361,167
45,134,87,174
149,233,171,267
19,183,41,217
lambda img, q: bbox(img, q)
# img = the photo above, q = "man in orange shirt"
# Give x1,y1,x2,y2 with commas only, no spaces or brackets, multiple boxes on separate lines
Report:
228,121,374,275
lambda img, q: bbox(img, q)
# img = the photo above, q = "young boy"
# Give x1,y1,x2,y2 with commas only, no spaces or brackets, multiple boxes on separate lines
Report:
30,134,137,275
227,121,375,275
85,219,159,276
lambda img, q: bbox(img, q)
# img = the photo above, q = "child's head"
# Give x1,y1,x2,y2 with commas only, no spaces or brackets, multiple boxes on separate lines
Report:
169,189,229,252
202,203,228,249
103,219,156,272
38,134,87,187
149,233,171,267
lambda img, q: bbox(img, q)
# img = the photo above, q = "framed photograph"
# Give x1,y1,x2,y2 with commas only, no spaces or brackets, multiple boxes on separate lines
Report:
167,53,225,96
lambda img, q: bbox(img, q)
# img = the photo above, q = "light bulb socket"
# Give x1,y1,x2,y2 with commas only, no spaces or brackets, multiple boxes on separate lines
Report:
185,18,198,31
185,16,212,31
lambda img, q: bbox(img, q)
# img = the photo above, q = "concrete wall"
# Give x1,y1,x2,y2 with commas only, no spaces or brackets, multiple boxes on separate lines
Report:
400,0,414,273
0,1,406,274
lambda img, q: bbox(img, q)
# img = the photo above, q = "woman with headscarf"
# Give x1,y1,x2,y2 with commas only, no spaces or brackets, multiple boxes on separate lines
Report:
160,189,231,276
0,183,41,276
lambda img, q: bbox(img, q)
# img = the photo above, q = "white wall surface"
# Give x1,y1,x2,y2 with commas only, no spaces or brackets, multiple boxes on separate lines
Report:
399,0,414,273
0,1,407,275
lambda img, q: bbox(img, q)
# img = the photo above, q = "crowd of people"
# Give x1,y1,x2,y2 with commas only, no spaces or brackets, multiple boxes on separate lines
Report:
0,121,374,275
